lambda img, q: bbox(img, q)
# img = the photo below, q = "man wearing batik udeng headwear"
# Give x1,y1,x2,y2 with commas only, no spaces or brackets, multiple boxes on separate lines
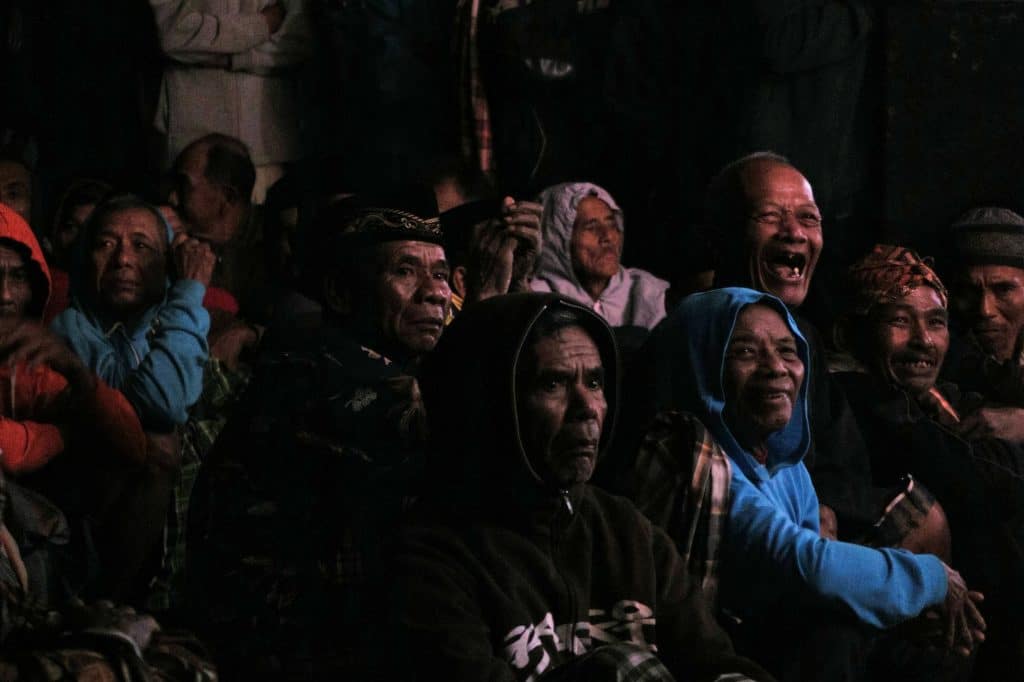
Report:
190,195,452,678
834,244,1024,677
634,286,983,682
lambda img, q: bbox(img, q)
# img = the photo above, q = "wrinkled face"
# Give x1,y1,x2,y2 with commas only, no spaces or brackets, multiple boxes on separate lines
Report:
0,161,31,224
170,145,231,243
518,325,607,487
571,197,622,285
0,245,33,331
741,162,823,307
865,286,949,396
369,240,451,356
953,265,1024,362
89,208,168,320
724,304,805,448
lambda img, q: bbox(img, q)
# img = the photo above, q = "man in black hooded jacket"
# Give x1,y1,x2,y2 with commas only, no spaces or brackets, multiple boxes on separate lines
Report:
385,293,772,681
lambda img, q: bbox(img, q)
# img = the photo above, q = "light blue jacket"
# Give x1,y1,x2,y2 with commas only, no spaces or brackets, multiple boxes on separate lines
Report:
51,204,209,431
666,288,947,629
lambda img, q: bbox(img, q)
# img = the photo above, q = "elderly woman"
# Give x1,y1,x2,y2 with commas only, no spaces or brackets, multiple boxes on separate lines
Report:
633,287,984,682
531,182,668,329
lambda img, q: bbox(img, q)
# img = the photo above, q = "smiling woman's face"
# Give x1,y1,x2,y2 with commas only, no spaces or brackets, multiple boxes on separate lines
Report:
723,304,805,450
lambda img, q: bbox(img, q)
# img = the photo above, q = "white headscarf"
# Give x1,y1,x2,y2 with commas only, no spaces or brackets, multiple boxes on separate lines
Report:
531,182,668,329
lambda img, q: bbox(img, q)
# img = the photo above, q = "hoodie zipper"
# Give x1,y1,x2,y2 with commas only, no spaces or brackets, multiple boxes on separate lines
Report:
552,488,576,656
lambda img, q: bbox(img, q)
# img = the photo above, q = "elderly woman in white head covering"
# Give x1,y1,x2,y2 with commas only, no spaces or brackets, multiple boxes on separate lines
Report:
530,182,668,329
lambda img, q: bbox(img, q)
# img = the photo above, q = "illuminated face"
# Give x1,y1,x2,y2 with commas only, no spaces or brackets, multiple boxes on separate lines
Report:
953,265,1024,362
89,208,167,320
864,286,949,396
741,162,823,308
518,325,607,487
724,304,805,448
369,241,452,356
571,197,622,288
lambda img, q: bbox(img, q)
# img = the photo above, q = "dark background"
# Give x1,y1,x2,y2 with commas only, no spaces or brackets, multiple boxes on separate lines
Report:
2,1,1023,300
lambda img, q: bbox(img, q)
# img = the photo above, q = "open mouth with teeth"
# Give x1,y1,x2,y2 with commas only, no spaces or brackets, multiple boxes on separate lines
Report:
892,356,937,373
763,251,808,282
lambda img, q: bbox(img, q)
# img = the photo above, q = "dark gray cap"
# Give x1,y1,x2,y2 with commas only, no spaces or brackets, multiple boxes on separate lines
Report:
951,206,1024,270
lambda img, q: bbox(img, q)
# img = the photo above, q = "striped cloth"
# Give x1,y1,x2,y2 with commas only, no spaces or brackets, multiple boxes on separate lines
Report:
633,411,732,607
455,0,493,174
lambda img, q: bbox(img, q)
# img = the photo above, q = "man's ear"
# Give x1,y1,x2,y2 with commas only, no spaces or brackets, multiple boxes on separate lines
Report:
323,274,353,316
451,265,468,299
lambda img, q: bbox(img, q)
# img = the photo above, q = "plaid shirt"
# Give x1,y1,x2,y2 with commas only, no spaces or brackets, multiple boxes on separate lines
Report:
632,411,731,607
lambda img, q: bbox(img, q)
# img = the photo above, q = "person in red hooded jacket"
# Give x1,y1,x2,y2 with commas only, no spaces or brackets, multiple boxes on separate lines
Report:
0,203,145,475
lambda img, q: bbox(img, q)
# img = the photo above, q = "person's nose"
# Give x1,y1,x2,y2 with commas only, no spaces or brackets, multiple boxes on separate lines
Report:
598,224,618,246
758,347,788,376
908,317,934,349
979,290,998,319
777,210,808,242
0,275,14,303
418,273,450,307
113,241,133,266
568,379,603,421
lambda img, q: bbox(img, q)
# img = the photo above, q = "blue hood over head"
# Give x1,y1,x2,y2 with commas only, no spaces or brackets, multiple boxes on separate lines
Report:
660,287,811,482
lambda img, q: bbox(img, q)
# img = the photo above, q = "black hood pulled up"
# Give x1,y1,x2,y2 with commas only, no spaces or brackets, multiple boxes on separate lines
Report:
419,293,619,511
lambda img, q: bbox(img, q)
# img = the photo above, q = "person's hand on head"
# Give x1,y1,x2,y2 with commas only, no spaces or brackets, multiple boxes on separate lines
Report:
171,232,216,287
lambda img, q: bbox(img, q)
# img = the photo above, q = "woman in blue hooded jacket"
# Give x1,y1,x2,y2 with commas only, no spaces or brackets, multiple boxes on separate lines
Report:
636,288,984,680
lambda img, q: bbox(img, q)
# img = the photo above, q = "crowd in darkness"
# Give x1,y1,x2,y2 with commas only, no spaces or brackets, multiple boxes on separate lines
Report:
0,1,1021,681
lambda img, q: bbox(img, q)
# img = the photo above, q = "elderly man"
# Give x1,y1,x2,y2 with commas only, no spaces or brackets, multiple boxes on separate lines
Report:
51,194,213,432
635,287,983,682
388,293,772,682
531,182,668,330
694,152,873,542
834,245,1024,676
165,133,269,320
940,206,1024,440
49,193,213,601
190,197,451,677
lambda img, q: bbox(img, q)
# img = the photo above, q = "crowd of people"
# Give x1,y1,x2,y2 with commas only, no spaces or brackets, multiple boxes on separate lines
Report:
0,1,1020,681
